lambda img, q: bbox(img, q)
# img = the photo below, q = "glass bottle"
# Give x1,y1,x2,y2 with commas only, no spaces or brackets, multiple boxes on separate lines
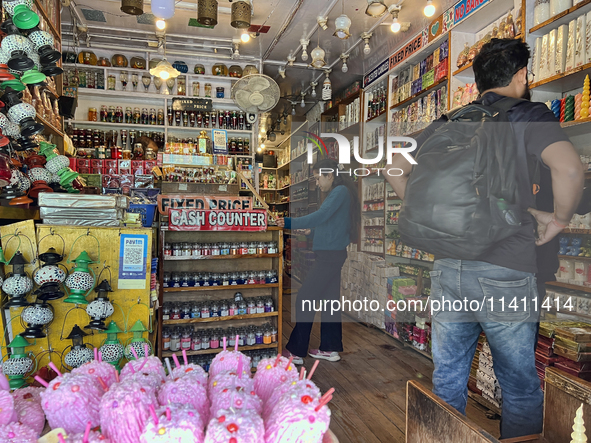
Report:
181,329,191,350
191,334,201,351
256,298,265,314
162,303,171,319
263,330,272,344
220,302,229,317
247,299,256,314
162,328,171,350
265,298,274,313
170,330,181,352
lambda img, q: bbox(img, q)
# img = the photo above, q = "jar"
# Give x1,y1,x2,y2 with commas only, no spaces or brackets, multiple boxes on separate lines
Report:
201,303,210,318
172,273,182,287
182,303,191,318
238,301,247,315
216,87,225,99
230,272,240,285
222,273,230,286
234,292,244,302
202,273,211,286
195,273,204,287
271,327,278,343
211,303,219,317
221,242,230,255
191,303,200,319
269,270,278,284
88,107,97,122
237,332,245,346
247,271,257,285
228,335,236,348
170,330,181,352
268,241,278,254
257,271,266,285
171,305,181,320
229,302,237,316
211,334,219,349
204,83,212,98
171,243,180,257
220,302,229,317
211,243,221,256
255,331,263,345
164,243,172,256
191,335,202,351
256,298,265,314
192,243,202,256
192,82,200,97
181,330,192,349
263,330,272,344
202,244,211,256
257,242,266,255
182,242,191,256
107,75,116,90
162,329,171,350
211,273,220,286
246,332,256,346
247,299,256,314
201,333,210,350
177,76,186,96
163,273,171,288
248,242,257,255
122,149,132,160
265,298,274,313
162,303,171,320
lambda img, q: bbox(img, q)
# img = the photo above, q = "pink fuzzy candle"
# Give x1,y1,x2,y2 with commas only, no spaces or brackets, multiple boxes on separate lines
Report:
0,390,16,426
253,356,298,403
0,422,38,443
209,350,251,380
13,398,44,437
208,372,255,400
157,376,209,422
140,404,205,443
209,385,263,418
72,360,118,388
11,387,43,405
263,379,321,421
121,356,166,381
65,430,110,442
170,363,208,386
40,373,104,435
204,409,264,443
99,380,158,443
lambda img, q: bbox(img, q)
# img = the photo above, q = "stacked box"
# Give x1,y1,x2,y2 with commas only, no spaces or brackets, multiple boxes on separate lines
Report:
556,25,568,74
576,14,587,67
566,19,577,71
476,342,502,408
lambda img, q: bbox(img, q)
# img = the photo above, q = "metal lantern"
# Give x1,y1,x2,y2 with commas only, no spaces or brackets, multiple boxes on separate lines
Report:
99,321,124,370
365,0,387,17
120,0,143,15
230,0,251,29
64,251,94,305
21,302,53,338
39,141,79,191
64,324,93,368
85,279,114,331
34,244,67,301
310,45,326,69
197,0,218,26
2,251,33,307
334,14,352,39
124,320,152,360
3,335,33,389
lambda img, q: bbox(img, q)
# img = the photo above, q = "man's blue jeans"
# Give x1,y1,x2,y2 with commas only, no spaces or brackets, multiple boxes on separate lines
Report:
430,259,543,439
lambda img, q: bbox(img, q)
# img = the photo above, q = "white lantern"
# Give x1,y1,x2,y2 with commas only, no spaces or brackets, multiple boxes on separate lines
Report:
310,45,326,69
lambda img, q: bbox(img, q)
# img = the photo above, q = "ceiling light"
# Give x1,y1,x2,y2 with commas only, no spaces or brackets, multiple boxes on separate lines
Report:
361,32,372,55
278,66,286,78
261,143,265,149
424,0,436,17
391,17,400,33
152,0,175,19
287,53,296,66
257,147,262,153
310,45,326,69
155,19,166,30
300,39,310,61
291,105,296,115
149,58,180,80
301,93,306,108
241,31,250,43
334,0,351,40
231,0,252,29
197,0,218,26
340,54,349,73
317,16,328,31
310,81,318,98
322,69,332,101
365,0,387,17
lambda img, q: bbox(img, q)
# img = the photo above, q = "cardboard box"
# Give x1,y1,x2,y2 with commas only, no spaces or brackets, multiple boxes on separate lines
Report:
549,29,557,77
566,19,576,71
556,25,568,74
77,159,91,170
576,14,586,67
118,160,132,174
540,33,549,79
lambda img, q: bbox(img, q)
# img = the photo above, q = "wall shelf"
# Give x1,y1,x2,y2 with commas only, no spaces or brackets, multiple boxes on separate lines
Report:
162,343,278,357
163,311,278,326
546,281,591,294
163,253,281,261
164,283,279,293
529,0,591,34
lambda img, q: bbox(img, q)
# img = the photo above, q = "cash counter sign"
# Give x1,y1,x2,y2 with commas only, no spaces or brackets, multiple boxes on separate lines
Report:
168,208,267,231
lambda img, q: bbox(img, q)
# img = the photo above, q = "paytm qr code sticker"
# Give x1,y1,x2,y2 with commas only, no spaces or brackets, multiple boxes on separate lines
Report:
119,234,148,289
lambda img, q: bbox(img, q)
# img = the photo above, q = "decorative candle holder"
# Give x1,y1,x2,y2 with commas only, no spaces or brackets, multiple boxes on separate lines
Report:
2,335,33,389
63,324,93,368
21,302,53,338
99,321,124,370
85,279,114,330
124,320,152,360
2,251,33,307
64,251,95,305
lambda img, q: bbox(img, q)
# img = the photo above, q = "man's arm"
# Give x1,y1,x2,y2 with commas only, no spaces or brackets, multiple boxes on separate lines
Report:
384,154,413,200
529,140,585,245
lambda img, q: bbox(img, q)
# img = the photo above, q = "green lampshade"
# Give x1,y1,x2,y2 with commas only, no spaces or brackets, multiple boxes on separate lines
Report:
73,251,93,267
59,169,79,187
20,68,46,85
0,79,25,91
8,335,30,358
129,319,147,334
39,141,58,160
103,321,123,341
12,6,39,30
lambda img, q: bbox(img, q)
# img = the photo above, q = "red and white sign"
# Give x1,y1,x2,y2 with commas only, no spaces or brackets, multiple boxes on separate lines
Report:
168,209,267,231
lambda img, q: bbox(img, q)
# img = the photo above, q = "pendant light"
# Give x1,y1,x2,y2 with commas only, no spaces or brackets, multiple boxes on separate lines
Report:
197,0,218,26
124,320,152,360
334,0,351,40
120,0,143,15
64,325,93,368
85,279,114,331
3,251,33,307
300,39,310,61
310,31,326,69
151,0,174,20
365,0,388,17
2,335,33,389
99,321,124,370
21,302,54,338
340,54,349,73
231,0,251,29
64,251,95,305
424,0,436,17
149,38,179,80
322,69,332,101
310,81,318,98
361,32,372,55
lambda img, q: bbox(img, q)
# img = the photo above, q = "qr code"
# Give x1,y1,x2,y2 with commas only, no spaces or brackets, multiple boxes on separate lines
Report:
124,246,143,267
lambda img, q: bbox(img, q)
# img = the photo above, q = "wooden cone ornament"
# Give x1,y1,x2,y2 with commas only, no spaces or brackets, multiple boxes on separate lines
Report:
571,403,587,443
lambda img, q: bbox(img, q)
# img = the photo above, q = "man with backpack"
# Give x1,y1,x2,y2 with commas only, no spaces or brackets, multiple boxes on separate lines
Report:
385,38,585,439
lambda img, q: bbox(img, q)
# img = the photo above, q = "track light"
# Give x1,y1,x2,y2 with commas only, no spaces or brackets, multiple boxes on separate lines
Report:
156,19,166,30
310,81,318,98
241,31,250,43
300,39,310,61
291,105,296,115
361,32,372,55
317,16,328,30
278,66,286,79
287,53,296,66
340,54,349,73
301,93,306,108
424,0,435,17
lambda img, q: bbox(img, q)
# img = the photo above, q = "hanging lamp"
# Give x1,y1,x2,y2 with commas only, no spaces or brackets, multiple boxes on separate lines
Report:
365,0,387,17
231,0,251,29
151,0,174,20
64,251,95,305
2,335,33,389
310,31,326,69
124,320,152,360
21,302,53,338
3,251,33,307
334,0,351,40
85,279,114,331
120,0,143,15
63,324,93,368
99,321,124,370
197,0,218,26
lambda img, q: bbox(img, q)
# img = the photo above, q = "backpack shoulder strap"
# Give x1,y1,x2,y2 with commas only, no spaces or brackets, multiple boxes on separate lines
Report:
487,96,526,113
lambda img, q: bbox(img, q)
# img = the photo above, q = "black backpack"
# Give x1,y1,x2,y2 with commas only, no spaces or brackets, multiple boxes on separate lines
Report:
398,97,531,260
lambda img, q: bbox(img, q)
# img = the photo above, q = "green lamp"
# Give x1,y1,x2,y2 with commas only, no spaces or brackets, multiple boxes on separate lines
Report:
12,5,39,30
20,67,45,85
124,320,152,360
99,321,124,370
39,141,80,192
2,335,33,389
64,251,95,304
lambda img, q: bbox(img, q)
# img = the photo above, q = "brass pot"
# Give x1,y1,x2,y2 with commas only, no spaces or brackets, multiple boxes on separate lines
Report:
197,0,218,26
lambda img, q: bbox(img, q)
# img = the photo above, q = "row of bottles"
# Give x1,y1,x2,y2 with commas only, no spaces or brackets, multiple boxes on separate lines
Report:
366,85,387,120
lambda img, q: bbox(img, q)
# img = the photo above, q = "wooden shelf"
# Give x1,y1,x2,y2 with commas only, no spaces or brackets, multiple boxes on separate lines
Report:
563,228,591,234
36,113,64,137
70,87,239,106
546,281,591,294
386,254,434,263
390,77,448,111
163,311,278,325
34,0,61,42
164,283,279,293
364,225,384,229
68,120,165,130
558,255,591,260
366,110,388,123
363,199,385,205
530,61,591,92
529,0,591,34
164,253,280,261
162,343,278,357
454,62,474,77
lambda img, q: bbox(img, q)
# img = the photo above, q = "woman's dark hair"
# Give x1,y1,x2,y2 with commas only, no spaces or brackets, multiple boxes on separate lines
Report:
312,158,360,242
473,38,530,93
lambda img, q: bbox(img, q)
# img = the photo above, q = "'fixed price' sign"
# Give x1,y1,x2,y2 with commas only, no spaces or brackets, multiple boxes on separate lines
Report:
171,97,212,112
168,209,267,231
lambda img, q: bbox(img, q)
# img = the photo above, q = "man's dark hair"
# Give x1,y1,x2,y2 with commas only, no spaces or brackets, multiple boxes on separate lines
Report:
473,38,530,93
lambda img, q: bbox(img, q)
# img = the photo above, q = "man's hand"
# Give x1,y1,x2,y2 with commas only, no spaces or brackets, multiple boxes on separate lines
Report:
296,229,311,235
276,217,285,227
528,208,567,246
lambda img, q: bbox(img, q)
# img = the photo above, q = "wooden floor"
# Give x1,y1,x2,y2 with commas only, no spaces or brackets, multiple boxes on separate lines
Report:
282,291,501,443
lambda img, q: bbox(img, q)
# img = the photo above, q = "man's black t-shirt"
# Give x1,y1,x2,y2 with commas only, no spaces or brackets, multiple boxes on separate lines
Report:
412,92,570,274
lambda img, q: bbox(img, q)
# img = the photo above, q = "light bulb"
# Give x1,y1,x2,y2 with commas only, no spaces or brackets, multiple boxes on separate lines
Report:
342,62,348,73
261,143,265,149
160,71,170,80
257,147,262,153
241,32,250,43
311,88,317,98
424,0,435,17
301,98,306,108
301,50,308,61
292,106,296,115
156,19,166,30
260,128,265,134
364,42,371,54
391,18,401,33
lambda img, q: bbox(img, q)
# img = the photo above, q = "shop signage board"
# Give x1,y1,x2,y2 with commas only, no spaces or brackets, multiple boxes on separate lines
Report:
158,195,252,214
168,209,267,231
213,129,229,155
428,16,444,42
389,33,424,71
118,234,148,289
171,97,213,112
363,59,390,88
453,0,491,23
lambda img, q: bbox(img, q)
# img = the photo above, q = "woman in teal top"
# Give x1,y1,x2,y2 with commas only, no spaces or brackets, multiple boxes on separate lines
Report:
277,158,360,364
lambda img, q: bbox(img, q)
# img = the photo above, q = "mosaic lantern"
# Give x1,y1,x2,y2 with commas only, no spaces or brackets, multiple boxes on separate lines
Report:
99,321,124,370
2,335,33,389
26,28,60,65
0,34,34,71
85,279,114,331
21,302,53,338
7,102,43,137
64,251,94,305
63,324,93,368
39,141,79,192
26,166,52,198
2,251,32,307
33,247,66,301
124,320,152,360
